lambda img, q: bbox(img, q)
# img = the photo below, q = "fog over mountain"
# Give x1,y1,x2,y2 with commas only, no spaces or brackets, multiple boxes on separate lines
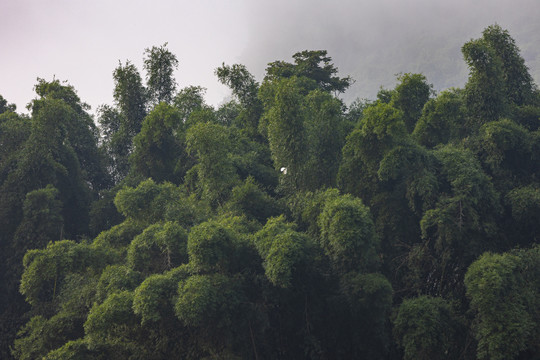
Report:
239,0,540,104
1,0,539,113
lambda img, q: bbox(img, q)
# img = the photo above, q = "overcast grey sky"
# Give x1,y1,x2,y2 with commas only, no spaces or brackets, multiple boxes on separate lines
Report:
1,0,539,114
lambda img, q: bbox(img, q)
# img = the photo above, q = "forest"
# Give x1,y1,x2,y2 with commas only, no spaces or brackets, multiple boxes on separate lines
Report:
0,24,539,359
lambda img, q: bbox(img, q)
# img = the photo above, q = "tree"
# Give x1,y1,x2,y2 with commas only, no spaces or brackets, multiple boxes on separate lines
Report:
303,90,347,189
265,50,352,94
413,88,466,148
0,94,16,114
265,77,308,192
186,122,239,206
393,296,461,360
216,63,262,137
391,73,433,133
318,194,379,274
113,61,148,128
144,43,179,106
13,185,64,254
481,24,537,106
130,103,189,183
465,247,540,360
462,32,508,127
338,102,407,201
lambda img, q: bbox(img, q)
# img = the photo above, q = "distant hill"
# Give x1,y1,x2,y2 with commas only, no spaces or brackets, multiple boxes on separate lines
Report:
241,0,540,104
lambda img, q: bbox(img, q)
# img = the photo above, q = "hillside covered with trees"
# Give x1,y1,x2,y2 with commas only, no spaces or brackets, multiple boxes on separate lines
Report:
1,25,539,359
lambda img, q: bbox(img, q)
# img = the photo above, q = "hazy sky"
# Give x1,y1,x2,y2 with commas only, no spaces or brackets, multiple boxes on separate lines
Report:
1,0,539,115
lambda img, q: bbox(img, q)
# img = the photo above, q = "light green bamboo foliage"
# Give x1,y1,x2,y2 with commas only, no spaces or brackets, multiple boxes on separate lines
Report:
254,216,310,288
318,194,379,274
114,179,181,224
378,143,439,214
225,177,281,223
465,247,540,360
174,273,242,328
127,221,188,274
20,240,112,307
92,219,145,252
266,77,308,191
132,265,190,324
187,221,235,273
13,313,85,360
42,339,95,360
186,122,239,205
84,291,137,347
95,265,143,303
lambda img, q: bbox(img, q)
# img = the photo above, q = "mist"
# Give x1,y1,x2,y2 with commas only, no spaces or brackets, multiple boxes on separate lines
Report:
1,0,538,112
238,0,540,103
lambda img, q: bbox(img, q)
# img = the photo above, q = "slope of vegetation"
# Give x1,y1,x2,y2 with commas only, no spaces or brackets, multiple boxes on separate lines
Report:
0,25,539,359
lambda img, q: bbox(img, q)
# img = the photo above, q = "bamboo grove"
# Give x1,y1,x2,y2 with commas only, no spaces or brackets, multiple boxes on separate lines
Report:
0,25,539,359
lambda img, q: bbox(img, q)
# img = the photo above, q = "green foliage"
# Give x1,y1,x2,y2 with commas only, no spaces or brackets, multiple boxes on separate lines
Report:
0,111,30,175
339,272,393,358
481,24,537,106
303,89,347,188
187,220,235,273
131,103,188,183
265,50,352,94
143,43,179,105
265,77,308,190
506,184,540,223
114,179,181,224
95,265,143,303
174,273,242,328
413,88,466,147
0,94,16,113
318,194,379,273
127,221,188,274
264,230,309,288
254,216,311,288
465,247,540,360
20,240,112,307
5,25,540,360
420,145,501,260
216,63,263,139
338,102,407,200
216,63,259,107
84,291,137,346
43,339,96,360
378,143,439,213
287,188,340,235
14,185,64,252
92,219,144,251
132,266,190,324
13,313,84,360
391,73,433,133
112,61,147,134
186,122,239,205
393,296,460,360
472,119,535,190
225,177,280,223
461,23,536,128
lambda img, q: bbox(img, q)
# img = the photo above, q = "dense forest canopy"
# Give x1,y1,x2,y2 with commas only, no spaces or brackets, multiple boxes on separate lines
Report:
1,25,539,360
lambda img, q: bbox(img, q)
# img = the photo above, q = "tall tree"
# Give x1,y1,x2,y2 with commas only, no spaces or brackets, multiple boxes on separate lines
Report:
144,43,179,106
265,50,352,94
391,73,433,133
